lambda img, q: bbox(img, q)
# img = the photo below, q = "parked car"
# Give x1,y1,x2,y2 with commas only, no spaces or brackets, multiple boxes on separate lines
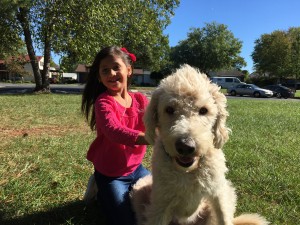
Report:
228,84,273,97
211,77,244,89
262,85,295,98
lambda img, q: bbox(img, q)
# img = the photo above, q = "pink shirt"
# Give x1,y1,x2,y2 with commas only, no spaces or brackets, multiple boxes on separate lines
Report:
87,91,148,177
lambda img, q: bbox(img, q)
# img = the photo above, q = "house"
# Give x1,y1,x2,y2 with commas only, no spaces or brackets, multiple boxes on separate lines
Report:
0,60,9,81
132,68,156,86
75,64,90,83
0,55,59,82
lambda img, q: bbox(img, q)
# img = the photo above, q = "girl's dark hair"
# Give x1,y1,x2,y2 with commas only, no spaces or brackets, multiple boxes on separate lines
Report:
81,46,135,130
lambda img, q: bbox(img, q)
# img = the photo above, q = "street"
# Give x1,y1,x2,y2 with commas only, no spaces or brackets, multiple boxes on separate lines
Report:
0,82,298,101
0,82,84,94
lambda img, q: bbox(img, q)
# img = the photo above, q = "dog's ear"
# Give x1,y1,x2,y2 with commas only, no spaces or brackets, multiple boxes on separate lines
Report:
210,84,231,149
143,88,162,145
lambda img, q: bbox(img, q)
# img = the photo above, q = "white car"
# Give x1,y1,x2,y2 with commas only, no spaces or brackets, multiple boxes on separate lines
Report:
228,84,273,97
211,77,244,89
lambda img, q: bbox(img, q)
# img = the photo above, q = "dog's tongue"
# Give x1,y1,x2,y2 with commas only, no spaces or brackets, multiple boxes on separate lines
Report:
176,156,195,167
178,156,194,163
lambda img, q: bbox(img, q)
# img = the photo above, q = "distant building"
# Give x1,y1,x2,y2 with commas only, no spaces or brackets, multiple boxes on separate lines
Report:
0,60,9,81
0,55,59,82
132,68,156,86
75,64,90,83
74,64,156,86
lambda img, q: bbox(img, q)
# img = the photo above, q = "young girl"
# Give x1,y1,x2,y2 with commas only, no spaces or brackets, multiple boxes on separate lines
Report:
81,46,150,225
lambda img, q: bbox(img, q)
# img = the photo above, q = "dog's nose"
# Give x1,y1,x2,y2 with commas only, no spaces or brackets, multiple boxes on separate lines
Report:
175,138,195,156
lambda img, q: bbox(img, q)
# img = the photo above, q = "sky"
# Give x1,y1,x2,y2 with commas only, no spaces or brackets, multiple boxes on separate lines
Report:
163,0,300,73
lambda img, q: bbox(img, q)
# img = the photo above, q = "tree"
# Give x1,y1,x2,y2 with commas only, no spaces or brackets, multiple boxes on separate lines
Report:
252,30,291,80
55,0,179,71
0,2,25,59
0,0,179,92
150,66,173,82
0,0,62,91
170,22,246,74
288,27,300,87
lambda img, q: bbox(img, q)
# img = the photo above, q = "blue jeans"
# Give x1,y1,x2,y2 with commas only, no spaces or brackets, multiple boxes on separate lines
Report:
94,164,151,225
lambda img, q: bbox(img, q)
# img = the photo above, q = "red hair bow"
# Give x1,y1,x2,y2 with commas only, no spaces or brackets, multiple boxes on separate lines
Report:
121,47,136,62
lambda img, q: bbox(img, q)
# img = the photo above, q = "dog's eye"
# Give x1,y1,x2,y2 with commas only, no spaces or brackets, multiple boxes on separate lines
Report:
199,107,208,115
165,106,175,115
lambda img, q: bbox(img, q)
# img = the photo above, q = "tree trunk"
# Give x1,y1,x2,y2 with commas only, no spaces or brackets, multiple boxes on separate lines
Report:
17,7,44,92
40,3,55,91
42,28,51,90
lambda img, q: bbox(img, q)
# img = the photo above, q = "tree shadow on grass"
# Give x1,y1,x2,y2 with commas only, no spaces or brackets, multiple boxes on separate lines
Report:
1,200,107,225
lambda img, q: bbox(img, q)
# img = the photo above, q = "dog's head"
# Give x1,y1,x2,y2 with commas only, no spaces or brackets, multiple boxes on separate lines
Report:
143,64,230,172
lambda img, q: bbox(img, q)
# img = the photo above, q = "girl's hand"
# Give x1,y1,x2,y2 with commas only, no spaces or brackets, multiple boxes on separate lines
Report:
135,133,149,145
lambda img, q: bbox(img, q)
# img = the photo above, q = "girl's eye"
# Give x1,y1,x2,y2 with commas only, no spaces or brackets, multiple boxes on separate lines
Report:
165,106,175,115
199,107,208,115
101,68,109,74
113,65,120,71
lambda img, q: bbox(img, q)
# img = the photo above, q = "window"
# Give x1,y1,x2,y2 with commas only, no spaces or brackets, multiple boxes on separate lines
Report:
225,78,233,82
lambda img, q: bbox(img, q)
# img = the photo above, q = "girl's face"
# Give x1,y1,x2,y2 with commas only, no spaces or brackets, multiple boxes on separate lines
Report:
98,55,132,94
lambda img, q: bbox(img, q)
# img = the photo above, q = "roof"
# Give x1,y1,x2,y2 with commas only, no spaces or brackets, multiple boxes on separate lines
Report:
75,64,90,73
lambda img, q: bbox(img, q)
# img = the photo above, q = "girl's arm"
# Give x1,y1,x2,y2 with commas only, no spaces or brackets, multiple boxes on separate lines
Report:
96,97,147,147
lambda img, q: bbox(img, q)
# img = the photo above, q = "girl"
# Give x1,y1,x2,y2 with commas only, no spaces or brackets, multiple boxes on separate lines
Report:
81,46,150,225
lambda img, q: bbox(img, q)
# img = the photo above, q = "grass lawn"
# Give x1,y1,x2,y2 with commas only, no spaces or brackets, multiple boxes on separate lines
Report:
0,93,299,225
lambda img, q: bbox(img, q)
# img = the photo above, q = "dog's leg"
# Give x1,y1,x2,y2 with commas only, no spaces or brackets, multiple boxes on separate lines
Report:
211,198,231,225
130,175,153,225
144,202,174,225
210,181,236,225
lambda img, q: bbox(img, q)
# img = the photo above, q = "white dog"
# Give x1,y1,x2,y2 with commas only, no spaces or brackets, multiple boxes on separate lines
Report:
130,65,269,225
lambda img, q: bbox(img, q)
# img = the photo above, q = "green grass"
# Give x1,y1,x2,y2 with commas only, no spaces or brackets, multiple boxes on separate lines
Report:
0,94,299,225
225,99,299,224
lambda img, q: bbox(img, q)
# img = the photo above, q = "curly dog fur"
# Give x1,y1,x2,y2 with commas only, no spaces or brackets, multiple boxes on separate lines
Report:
130,64,269,225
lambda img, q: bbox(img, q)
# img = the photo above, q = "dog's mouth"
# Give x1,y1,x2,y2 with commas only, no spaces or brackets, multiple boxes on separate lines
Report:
175,156,196,168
